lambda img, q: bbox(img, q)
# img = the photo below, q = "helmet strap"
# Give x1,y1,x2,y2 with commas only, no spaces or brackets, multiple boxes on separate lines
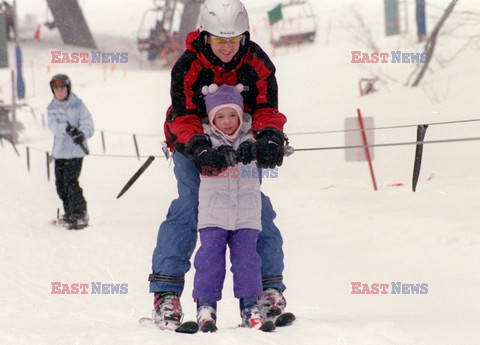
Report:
200,31,209,46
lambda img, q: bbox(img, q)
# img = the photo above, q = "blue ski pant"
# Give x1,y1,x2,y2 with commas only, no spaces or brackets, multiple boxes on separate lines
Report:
149,152,285,295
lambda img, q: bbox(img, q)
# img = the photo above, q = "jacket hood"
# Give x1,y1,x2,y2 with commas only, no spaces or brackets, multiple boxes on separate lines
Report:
48,93,80,110
185,30,250,72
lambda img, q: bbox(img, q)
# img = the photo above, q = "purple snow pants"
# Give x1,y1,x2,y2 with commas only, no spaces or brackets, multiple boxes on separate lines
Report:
193,227,263,301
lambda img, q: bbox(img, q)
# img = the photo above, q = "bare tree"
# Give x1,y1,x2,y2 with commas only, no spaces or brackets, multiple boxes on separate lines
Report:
346,6,380,52
410,0,459,87
343,6,399,87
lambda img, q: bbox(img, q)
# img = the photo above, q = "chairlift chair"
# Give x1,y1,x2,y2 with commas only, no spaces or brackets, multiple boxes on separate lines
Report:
137,0,186,65
269,0,317,48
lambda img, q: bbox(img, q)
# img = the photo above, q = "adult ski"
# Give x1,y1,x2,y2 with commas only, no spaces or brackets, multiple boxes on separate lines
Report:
138,317,199,334
274,312,296,327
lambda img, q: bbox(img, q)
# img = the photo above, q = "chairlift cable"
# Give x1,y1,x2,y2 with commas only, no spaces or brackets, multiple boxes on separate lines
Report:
292,135,480,152
286,118,480,136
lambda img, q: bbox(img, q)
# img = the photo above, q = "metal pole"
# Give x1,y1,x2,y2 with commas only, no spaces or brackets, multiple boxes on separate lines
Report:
133,134,140,160
13,0,19,44
11,0,20,142
46,152,51,181
26,146,30,172
101,130,106,153
11,70,17,143
404,0,409,34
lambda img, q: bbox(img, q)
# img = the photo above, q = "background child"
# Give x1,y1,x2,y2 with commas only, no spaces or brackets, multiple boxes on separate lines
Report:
47,74,94,230
192,84,274,332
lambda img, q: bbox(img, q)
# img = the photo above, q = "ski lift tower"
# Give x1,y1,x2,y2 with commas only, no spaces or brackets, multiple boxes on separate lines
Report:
45,0,96,49
137,0,203,65
141,0,203,43
177,0,204,44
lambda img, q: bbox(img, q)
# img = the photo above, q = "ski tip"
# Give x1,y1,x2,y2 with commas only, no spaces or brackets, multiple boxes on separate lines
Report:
199,320,217,333
260,320,276,332
274,312,296,327
175,321,200,334
67,225,88,230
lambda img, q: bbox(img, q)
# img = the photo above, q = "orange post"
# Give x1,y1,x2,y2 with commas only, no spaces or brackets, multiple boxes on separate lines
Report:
34,25,41,40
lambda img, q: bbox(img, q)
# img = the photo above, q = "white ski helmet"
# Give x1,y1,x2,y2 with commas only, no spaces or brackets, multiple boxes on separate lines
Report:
199,0,250,37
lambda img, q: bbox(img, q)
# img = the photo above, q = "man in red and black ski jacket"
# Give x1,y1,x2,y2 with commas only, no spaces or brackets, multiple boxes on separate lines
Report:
149,1,292,326
164,30,287,169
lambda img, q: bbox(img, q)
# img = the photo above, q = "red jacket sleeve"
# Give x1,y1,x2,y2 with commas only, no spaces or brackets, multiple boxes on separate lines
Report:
246,44,287,133
164,52,205,153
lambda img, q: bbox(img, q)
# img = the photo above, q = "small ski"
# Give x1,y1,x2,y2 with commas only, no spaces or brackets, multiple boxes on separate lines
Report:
176,321,199,334
138,317,199,334
237,320,276,332
260,320,276,332
138,317,152,324
199,320,217,333
274,312,296,327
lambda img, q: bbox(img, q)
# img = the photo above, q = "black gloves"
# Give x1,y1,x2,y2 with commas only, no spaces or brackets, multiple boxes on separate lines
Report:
255,128,285,169
186,135,233,176
217,145,237,168
236,140,256,165
187,128,287,174
66,123,85,145
72,131,85,145
66,123,78,136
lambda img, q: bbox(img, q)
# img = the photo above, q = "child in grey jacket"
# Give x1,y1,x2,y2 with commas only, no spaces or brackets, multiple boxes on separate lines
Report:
193,84,273,332
47,74,94,230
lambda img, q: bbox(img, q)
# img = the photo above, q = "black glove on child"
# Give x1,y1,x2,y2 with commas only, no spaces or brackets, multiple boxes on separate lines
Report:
236,140,256,165
186,135,231,176
255,128,285,169
66,123,85,145
217,145,237,168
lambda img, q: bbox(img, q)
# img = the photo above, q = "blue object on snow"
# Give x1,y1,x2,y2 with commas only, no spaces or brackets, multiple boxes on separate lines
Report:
16,45,25,99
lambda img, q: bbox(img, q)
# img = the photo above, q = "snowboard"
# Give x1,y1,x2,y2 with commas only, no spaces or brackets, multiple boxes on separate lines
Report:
50,208,88,230
50,216,88,230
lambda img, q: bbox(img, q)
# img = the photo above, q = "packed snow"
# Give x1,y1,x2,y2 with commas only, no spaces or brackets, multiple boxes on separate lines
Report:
1,0,479,344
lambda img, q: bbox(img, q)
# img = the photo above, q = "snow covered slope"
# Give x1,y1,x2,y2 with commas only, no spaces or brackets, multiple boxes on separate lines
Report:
2,0,480,344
